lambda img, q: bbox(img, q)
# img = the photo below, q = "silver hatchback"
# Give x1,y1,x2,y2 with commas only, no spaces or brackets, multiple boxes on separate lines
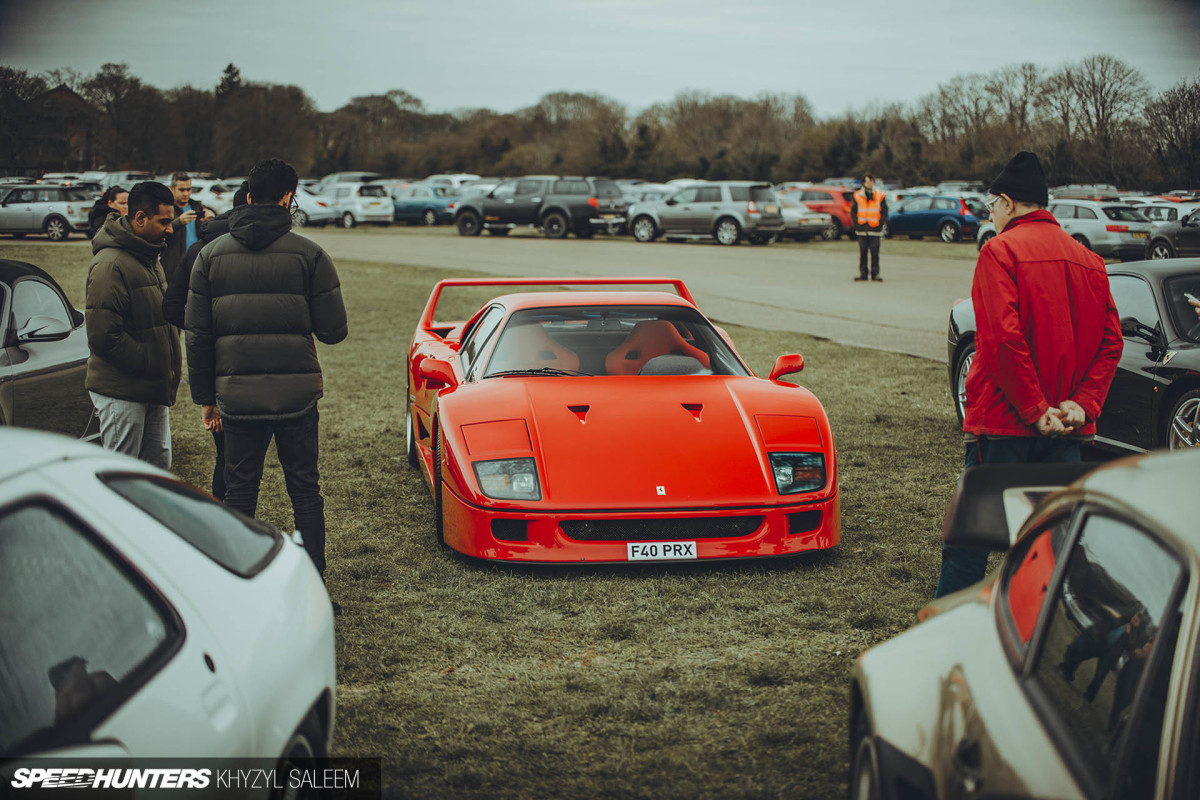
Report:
1048,199,1154,261
628,181,785,245
0,185,91,241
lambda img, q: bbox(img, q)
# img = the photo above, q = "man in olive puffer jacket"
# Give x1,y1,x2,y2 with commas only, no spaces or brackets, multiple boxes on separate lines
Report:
185,159,347,578
85,181,182,468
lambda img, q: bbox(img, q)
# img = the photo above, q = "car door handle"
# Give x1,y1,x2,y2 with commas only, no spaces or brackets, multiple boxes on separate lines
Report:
504,199,514,204
531,197,542,202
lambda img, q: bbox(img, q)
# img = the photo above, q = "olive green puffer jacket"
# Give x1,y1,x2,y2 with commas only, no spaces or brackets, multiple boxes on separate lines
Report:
85,216,182,406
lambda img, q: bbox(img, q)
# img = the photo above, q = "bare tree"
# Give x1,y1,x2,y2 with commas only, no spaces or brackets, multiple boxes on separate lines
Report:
1145,75,1200,189
1070,55,1150,150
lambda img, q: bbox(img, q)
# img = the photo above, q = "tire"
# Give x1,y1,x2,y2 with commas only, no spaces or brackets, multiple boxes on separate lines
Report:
821,222,841,240
1072,234,1091,250
405,399,418,468
291,209,309,227
488,227,510,236
714,217,741,246
421,209,436,226
977,231,996,250
341,212,356,229
1149,240,1175,260
273,710,325,800
542,211,569,239
456,211,482,236
953,341,975,425
849,710,881,800
939,221,960,243
44,216,69,242
1167,389,1200,450
433,423,447,547
632,215,658,242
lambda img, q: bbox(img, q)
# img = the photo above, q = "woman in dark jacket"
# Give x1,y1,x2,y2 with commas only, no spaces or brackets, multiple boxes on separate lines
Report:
88,186,128,237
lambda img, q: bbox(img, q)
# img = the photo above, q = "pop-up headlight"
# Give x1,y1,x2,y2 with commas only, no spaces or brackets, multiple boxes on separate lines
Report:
473,458,541,500
768,453,826,494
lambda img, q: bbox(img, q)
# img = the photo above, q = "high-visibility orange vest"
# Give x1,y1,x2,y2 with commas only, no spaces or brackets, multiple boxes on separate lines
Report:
854,188,884,229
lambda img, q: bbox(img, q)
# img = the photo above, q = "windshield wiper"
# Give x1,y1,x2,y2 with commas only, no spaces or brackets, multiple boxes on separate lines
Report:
486,367,594,378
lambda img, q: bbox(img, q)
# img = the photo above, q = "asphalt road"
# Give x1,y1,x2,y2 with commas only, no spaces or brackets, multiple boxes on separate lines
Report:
301,227,979,362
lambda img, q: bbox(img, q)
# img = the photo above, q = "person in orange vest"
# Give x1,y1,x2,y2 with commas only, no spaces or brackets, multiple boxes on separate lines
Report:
850,173,888,281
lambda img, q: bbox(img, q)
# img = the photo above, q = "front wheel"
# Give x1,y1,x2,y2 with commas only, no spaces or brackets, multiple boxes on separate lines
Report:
939,221,960,243
44,216,69,242
272,710,325,799
542,211,569,239
1167,390,1200,450
632,215,658,242
456,211,482,236
953,341,975,425
714,218,741,246
341,212,356,229
1149,240,1175,260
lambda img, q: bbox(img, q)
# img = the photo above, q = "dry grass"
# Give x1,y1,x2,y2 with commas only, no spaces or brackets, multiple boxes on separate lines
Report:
3,238,964,799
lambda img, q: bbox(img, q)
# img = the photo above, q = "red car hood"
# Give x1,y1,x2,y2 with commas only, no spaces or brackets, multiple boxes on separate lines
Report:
440,376,834,510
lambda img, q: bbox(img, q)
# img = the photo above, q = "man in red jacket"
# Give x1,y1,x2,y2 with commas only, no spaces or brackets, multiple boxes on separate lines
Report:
936,151,1122,597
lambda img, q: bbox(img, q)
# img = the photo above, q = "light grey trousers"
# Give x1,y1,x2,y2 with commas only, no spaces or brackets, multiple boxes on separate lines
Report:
88,391,171,470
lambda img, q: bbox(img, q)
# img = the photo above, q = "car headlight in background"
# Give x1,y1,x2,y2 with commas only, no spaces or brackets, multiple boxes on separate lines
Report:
769,453,826,494
473,458,541,500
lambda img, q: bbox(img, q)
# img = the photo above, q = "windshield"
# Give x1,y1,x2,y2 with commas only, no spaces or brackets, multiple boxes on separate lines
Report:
359,185,387,197
1103,206,1150,222
481,305,750,378
1164,274,1200,343
964,197,988,216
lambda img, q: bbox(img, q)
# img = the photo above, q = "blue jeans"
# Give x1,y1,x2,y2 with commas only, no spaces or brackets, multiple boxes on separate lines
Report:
935,436,1081,598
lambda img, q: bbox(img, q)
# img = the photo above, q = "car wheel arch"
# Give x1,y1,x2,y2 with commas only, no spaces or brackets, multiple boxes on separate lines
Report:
1160,378,1200,448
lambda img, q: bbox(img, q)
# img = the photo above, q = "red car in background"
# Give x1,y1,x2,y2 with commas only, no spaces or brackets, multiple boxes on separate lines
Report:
778,185,856,239
405,277,840,563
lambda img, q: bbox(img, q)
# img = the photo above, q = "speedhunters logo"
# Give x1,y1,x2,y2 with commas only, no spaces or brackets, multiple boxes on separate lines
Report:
11,768,210,789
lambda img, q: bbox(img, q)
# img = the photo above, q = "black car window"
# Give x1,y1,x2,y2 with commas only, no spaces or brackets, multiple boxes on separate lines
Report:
34,190,58,203
750,187,777,203
552,180,589,195
1028,512,1184,793
12,278,71,333
695,187,722,203
672,188,699,204
903,197,933,212
1050,204,1074,219
460,305,505,377
799,191,822,202
358,185,386,197
515,180,545,196
0,502,178,757
103,475,282,577
64,189,90,202
491,182,517,200
1109,275,1160,331
593,179,622,198
1075,206,1099,220
933,198,956,210
1103,207,1149,222
1163,274,1200,343
7,189,37,203
1001,515,1073,651
728,186,750,202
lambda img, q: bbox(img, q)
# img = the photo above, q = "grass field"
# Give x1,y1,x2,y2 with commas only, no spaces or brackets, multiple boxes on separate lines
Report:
3,238,964,799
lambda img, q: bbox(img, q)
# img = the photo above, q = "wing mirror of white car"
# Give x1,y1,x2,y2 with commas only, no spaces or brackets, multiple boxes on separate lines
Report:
942,462,1097,551
16,315,72,344
768,354,804,382
418,358,458,388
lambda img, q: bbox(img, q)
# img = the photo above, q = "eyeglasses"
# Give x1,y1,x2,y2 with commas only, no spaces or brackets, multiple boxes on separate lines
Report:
984,194,1004,214
288,193,298,212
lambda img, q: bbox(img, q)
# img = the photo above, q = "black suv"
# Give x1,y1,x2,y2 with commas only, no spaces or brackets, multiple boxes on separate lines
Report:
454,176,626,239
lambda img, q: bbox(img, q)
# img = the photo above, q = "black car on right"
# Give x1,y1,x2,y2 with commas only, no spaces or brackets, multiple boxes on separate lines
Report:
948,258,1200,453
1147,206,1200,260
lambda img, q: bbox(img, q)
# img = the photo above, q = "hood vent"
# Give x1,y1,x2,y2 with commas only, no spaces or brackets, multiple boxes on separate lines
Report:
682,403,703,422
568,404,590,423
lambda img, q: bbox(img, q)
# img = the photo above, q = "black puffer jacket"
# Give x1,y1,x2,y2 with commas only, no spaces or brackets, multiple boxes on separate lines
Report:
162,213,231,328
184,204,347,420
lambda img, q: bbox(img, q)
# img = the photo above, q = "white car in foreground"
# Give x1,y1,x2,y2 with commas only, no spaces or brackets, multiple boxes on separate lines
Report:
0,429,336,762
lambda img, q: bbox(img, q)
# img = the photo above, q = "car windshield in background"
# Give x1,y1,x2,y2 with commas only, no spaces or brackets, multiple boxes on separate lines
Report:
103,475,282,577
359,186,387,197
1164,275,1200,343
750,187,777,203
964,198,988,216
432,186,454,198
482,305,750,378
594,180,622,198
1103,206,1150,222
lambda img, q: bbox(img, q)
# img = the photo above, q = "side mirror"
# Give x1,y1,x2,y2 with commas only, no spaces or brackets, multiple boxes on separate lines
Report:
418,358,458,388
16,315,71,343
769,354,805,382
1120,317,1161,345
665,198,677,206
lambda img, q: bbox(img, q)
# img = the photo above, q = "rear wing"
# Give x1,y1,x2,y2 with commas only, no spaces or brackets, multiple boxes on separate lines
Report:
417,277,697,333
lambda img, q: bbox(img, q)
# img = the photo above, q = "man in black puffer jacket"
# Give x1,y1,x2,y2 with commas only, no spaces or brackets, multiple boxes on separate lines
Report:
185,159,347,578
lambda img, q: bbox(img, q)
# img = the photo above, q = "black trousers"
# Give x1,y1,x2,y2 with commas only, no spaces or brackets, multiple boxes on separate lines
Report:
857,234,881,278
223,406,326,575
211,429,226,501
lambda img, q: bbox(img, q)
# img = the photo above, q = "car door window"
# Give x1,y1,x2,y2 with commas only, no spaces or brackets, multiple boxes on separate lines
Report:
672,188,699,204
1050,204,1074,220
1001,515,1073,648
933,198,956,210
695,187,722,203
12,279,72,333
460,306,505,377
515,180,544,196
491,183,516,200
1108,275,1160,330
1075,206,1098,220
0,502,179,756
1029,512,1185,793
8,189,36,203
903,197,932,212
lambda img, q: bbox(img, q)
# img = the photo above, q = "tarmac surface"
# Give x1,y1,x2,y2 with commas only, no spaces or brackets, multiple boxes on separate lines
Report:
301,227,980,363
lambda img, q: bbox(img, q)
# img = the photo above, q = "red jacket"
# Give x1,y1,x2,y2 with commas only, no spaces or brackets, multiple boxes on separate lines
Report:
964,210,1122,437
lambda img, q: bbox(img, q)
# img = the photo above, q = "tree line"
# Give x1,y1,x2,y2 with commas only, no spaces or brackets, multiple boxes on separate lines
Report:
2,57,1197,190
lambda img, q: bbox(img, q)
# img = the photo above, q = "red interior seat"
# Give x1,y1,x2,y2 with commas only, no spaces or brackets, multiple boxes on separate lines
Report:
605,321,711,375
488,324,580,373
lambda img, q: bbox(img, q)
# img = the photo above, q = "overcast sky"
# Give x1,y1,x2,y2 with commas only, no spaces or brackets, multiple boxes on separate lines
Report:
1,0,1198,117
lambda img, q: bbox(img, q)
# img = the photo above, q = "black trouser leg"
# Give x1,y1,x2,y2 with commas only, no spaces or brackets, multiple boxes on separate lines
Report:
867,236,881,278
857,236,870,278
273,407,326,576
211,429,227,501
222,418,273,521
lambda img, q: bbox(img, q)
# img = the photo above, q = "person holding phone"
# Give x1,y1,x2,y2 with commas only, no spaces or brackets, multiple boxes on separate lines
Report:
161,172,213,284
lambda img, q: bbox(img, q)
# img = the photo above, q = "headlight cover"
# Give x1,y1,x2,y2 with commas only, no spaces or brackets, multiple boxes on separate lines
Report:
769,452,826,494
473,457,541,501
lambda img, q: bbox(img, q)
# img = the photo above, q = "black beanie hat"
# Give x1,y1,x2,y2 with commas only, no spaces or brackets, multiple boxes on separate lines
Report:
989,151,1048,206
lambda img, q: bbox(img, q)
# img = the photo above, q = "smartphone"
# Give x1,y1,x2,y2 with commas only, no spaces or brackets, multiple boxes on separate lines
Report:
1186,292,1200,304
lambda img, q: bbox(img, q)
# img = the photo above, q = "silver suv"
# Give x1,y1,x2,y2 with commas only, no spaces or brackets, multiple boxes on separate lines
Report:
0,185,92,241
1047,199,1154,261
628,181,785,245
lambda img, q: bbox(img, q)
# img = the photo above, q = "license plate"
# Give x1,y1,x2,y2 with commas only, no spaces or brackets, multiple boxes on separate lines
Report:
370,202,381,206
1132,232,1148,239
627,541,697,561
604,214,616,219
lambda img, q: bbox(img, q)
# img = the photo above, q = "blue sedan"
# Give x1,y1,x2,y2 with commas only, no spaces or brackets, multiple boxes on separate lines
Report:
887,194,987,243
393,184,456,225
